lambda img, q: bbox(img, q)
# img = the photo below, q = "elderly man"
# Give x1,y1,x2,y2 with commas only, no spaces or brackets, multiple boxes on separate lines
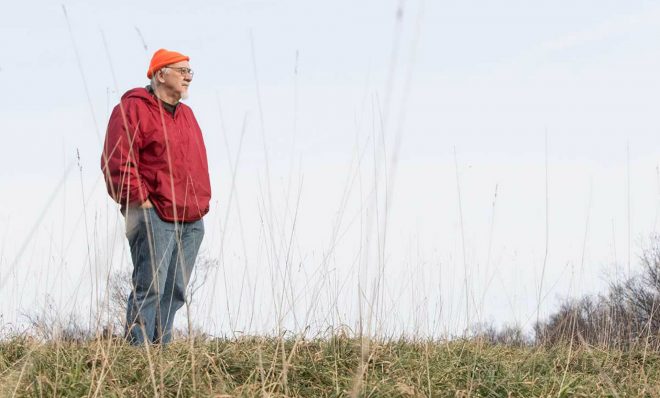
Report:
101,49,211,345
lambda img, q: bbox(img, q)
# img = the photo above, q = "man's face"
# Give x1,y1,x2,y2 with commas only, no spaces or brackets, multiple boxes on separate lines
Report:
159,60,193,100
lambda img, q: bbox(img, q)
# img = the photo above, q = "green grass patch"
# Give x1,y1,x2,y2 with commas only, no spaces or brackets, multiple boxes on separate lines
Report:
0,336,659,397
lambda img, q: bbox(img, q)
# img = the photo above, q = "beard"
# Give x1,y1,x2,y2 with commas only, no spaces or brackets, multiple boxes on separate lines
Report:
180,89,189,101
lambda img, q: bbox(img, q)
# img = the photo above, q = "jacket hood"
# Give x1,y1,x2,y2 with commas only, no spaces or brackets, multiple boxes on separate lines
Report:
121,87,158,106
121,86,188,114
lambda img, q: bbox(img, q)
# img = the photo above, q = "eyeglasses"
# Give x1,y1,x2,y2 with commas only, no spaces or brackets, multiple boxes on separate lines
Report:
163,67,194,77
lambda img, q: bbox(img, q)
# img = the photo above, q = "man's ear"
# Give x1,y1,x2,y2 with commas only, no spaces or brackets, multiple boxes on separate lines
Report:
157,69,167,83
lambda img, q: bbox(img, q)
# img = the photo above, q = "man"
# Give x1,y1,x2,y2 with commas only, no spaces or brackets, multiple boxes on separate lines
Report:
101,49,211,345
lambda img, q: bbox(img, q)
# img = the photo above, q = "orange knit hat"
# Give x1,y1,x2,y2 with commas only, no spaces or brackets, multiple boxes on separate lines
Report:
147,48,190,79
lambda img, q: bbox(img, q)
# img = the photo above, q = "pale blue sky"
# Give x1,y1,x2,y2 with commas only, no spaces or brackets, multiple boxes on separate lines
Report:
1,0,659,336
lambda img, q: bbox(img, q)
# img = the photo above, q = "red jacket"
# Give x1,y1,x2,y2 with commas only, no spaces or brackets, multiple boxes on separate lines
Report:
101,87,211,222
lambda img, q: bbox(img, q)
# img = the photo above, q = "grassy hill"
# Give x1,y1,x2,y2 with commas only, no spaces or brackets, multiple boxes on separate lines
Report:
2,335,659,397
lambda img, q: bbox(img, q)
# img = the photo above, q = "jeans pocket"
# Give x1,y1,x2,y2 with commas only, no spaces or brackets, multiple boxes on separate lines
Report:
125,207,152,238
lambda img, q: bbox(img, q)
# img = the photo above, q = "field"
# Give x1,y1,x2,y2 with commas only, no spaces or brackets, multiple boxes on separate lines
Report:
4,2,660,397
2,335,660,397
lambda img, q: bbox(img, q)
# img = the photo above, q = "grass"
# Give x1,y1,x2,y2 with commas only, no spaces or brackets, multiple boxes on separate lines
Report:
2,335,660,397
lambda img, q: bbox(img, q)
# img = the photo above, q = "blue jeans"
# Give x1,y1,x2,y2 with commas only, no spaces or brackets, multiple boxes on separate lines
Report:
124,207,204,345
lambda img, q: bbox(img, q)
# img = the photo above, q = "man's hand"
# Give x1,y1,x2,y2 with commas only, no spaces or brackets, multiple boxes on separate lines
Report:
140,199,154,209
